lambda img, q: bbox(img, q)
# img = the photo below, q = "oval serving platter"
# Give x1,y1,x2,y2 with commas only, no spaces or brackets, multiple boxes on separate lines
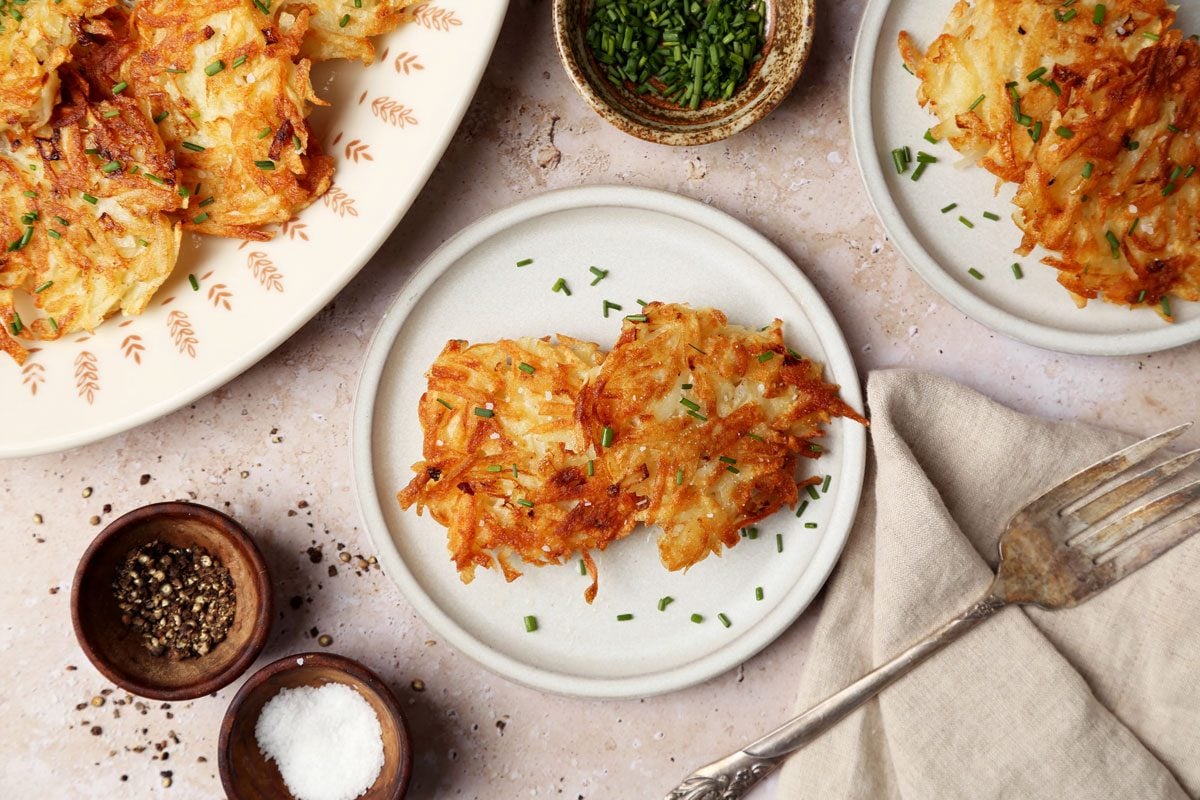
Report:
352,185,866,698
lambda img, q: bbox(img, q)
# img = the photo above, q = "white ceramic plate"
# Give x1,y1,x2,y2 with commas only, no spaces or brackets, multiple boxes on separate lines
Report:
352,186,867,698
850,0,1200,356
0,1,508,458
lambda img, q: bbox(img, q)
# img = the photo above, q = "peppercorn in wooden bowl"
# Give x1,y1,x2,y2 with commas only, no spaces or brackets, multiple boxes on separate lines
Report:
219,652,412,800
553,0,815,145
71,502,273,701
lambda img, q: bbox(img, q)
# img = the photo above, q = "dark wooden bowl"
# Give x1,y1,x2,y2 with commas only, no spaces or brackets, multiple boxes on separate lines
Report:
70,502,273,701
219,652,412,800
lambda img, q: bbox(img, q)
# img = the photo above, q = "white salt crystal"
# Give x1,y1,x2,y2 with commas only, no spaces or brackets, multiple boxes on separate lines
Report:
255,683,384,800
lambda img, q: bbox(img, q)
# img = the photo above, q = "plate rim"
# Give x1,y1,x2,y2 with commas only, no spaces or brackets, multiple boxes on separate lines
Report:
849,0,1200,357
1,1,510,459
350,184,867,698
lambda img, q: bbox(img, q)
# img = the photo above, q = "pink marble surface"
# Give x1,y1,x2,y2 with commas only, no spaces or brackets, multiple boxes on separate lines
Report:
2,1,1197,798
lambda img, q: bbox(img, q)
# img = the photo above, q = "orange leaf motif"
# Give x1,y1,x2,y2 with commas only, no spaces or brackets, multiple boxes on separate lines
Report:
75,351,99,404
370,97,418,128
167,310,198,358
247,251,285,293
393,51,425,74
411,3,462,31
322,186,359,218
344,139,373,163
21,361,44,396
208,283,233,310
280,219,309,241
121,335,145,365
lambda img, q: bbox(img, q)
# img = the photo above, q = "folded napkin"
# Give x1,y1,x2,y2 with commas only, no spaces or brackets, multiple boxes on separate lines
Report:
778,370,1200,800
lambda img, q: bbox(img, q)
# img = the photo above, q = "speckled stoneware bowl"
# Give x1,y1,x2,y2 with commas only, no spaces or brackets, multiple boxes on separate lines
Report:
552,0,815,145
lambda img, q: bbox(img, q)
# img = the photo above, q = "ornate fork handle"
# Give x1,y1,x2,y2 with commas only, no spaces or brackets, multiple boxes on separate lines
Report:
664,593,1007,800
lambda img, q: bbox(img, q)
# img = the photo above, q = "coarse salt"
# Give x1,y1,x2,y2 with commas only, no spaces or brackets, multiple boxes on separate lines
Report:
255,683,384,800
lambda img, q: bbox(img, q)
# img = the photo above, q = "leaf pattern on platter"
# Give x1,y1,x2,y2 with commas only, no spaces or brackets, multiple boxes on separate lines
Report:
75,351,99,404
411,4,462,31
167,311,198,358
121,335,145,365
247,251,285,293
371,96,418,128
323,186,359,217
344,139,373,162
394,51,424,74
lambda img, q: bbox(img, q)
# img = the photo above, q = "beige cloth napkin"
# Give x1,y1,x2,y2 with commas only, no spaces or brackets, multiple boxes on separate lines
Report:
778,370,1200,800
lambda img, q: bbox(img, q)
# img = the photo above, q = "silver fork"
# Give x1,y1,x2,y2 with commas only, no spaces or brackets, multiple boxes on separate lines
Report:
665,423,1200,800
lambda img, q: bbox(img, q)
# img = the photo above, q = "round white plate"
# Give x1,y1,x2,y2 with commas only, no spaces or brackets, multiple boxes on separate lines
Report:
0,1,508,458
352,185,867,698
850,0,1200,356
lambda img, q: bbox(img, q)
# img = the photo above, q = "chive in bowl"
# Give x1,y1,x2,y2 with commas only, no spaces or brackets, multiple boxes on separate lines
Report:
552,0,816,146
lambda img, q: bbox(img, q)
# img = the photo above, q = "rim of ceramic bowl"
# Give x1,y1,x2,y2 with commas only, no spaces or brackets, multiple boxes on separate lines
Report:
552,0,816,145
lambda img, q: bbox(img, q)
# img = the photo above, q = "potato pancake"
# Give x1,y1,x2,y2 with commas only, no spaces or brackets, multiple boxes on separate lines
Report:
0,0,114,135
899,0,1172,183
397,336,640,602
284,0,419,64
122,0,334,240
580,304,866,572
1012,32,1200,310
0,66,182,364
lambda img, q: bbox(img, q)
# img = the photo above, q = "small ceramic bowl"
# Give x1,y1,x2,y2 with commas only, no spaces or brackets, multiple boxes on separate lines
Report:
552,0,816,145
71,502,273,701
219,652,412,800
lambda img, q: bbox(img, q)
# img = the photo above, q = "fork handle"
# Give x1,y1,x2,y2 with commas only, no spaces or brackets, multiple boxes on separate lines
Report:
663,592,1007,800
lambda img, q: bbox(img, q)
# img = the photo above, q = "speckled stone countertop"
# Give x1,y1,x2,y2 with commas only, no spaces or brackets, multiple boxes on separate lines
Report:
3,1,1197,798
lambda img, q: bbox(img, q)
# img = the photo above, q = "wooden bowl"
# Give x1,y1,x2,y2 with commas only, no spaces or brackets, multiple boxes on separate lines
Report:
219,653,412,800
552,0,815,146
70,502,273,701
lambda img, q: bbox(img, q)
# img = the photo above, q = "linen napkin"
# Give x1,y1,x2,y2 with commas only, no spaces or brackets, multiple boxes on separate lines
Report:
778,370,1200,800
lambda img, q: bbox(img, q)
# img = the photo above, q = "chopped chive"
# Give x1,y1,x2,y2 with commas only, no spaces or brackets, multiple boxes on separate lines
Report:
808,443,824,453
806,485,820,501
910,162,928,182
136,238,149,247
636,298,649,306
1105,230,1121,258
602,299,622,317
982,211,1000,221
233,54,247,68
1082,162,1094,178
923,129,938,144
968,94,985,111
21,190,36,198
81,193,98,204
686,409,708,422
915,151,937,163
822,474,832,493
588,266,609,285
1011,263,1024,279
516,498,534,508
145,173,164,185
85,148,99,155
1125,140,1140,151
579,559,587,575
746,527,758,540
1029,120,1043,142
198,196,215,207
205,60,225,76
192,212,209,224
436,398,454,409
587,459,594,477
1162,297,1172,317
757,351,775,363
102,109,120,119
255,160,276,170
188,273,199,291
48,230,62,240
523,615,538,633
1143,31,1161,41
624,314,648,322
658,596,674,611
1162,182,1177,196
1186,166,1196,179
1128,217,1140,235
718,456,737,464
164,67,186,74
940,202,958,213
601,426,614,447
338,13,351,27
1168,123,1181,133
111,81,128,94
1170,166,1183,182
1055,126,1074,139
517,362,535,374
688,343,707,355
54,216,69,226
690,613,704,624
257,126,273,139
804,522,818,529
512,464,518,478
486,465,503,472
1039,78,1062,96
293,134,302,151
717,613,731,628
10,314,22,335
1093,3,1105,24
516,257,533,267
1137,290,1147,303
474,407,495,418
968,267,984,280
958,216,974,228
726,466,740,474
755,587,764,601
675,467,684,486
679,397,701,412
551,277,571,295
891,148,908,175
1027,66,1048,81
181,141,205,152
49,318,58,332
616,613,633,621
795,500,809,518
253,0,270,13
775,533,783,553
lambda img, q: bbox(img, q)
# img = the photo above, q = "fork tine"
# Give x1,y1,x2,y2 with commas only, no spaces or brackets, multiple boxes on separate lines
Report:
1074,478,1200,558
1095,508,1200,588
1028,423,1192,515
1069,448,1200,527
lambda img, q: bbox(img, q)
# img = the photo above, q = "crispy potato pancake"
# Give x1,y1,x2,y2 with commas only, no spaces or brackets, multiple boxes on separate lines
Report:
1012,32,1200,309
399,305,866,600
0,67,182,364
581,304,866,572
284,0,419,64
397,336,640,602
0,0,114,135
122,0,334,239
899,0,1172,183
